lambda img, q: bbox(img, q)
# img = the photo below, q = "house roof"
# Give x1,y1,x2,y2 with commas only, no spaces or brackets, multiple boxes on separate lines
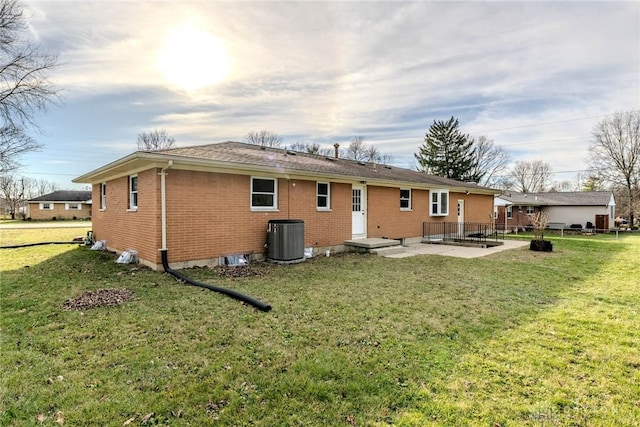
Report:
29,190,92,203
497,191,614,207
74,141,498,194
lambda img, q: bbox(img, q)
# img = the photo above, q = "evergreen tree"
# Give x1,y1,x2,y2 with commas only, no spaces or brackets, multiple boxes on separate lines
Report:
415,117,479,181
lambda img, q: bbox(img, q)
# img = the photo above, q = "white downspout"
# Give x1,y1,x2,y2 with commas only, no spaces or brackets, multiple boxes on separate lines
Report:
505,204,508,234
160,160,173,251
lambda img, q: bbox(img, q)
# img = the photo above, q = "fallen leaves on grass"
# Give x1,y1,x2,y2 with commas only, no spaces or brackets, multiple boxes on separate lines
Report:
213,265,264,279
140,413,155,424
62,288,134,311
122,416,135,426
35,406,63,425
206,399,229,416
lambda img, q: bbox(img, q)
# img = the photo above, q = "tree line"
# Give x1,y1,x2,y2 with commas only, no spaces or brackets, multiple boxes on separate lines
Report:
237,111,639,225
0,175,60,219
415,111,639,225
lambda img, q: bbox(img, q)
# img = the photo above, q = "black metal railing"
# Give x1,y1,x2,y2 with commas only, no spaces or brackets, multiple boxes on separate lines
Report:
423,222,502,243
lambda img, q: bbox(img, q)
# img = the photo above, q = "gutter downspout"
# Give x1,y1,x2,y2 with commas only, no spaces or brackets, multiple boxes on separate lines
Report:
160,160,173,251
157,159,271,312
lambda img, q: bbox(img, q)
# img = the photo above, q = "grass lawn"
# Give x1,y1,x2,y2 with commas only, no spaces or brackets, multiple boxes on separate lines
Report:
1,230,639,426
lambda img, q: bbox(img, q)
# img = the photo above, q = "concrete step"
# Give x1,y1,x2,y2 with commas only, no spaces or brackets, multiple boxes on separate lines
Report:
370,246,406,256
344,238,402,250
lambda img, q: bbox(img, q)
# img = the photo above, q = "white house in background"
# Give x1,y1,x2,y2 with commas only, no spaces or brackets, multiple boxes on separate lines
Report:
495,191,616,231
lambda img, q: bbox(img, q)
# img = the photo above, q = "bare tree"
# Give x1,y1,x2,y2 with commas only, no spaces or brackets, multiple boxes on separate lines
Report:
343,136,369,161
612,185,640,225
288,142,332,156
244,130,282,148
588,110,640,226
33,177,58,196
137,129,175,151
0,0,59,170
468,135,511,187
549,180,578,192
531,210,550,241
0,173,27,219
343,136,392,164
509,160,552,193
0,125,38,173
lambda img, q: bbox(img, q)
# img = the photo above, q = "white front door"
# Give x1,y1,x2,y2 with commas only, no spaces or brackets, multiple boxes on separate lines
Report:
457,200,465,235
352,185,366,238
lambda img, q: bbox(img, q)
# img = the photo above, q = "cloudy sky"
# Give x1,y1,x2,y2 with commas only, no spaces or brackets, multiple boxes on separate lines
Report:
20,0,640,189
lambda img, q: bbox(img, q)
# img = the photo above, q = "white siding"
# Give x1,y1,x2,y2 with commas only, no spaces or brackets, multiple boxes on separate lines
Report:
544,206,610,228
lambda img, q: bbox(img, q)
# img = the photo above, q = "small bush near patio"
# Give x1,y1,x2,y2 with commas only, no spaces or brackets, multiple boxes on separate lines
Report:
1,230,639,426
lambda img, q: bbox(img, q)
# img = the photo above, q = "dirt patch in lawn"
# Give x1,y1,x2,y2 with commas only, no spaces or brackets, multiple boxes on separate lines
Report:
62,288,135,310
213,265,265,279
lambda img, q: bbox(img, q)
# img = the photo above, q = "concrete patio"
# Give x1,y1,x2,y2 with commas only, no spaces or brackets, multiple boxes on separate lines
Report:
383,239,530,259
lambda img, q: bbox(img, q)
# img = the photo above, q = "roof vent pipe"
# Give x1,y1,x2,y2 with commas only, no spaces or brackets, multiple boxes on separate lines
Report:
333,143,340,159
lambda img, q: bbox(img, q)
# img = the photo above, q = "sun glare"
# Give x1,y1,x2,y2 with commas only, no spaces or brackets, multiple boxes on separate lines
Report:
157,26,230,90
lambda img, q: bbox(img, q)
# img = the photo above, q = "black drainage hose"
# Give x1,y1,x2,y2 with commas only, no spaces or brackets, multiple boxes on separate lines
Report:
160,250,272,312
0,241,79,249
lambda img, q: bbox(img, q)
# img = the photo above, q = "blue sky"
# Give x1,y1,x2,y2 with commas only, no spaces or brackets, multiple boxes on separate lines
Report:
20,0,640,189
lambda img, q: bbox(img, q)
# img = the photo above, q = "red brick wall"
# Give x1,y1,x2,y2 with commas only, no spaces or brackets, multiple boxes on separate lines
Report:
367,186,427,238
367,187,495,238
92,169,160,266
163,171,353,264
496,205,539,230
459,193,495,224
92,167,496,267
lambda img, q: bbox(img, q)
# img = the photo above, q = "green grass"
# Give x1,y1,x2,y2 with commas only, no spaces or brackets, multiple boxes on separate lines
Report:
0,228,92,247
1,232,639,426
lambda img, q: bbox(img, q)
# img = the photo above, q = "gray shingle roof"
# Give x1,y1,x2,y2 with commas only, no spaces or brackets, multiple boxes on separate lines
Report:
499,191,613,206
29,190,92,202
150,141,493,190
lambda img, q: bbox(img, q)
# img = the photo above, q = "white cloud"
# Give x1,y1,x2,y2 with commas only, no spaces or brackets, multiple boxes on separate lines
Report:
20,0,640,188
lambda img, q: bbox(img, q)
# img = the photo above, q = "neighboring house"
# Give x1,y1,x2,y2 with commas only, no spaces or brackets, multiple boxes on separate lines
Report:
73,141,498,270
27,190,92,220
495,191,616,231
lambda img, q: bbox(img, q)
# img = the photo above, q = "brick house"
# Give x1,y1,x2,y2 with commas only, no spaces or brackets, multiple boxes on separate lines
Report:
495,191,616,231
27,190,92,220
74,142,498,270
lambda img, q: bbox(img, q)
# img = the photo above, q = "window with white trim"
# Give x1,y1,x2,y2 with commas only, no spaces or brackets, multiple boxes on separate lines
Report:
429,189,448,216
39,203,54,210
526,206,534,214
251,177,277,210
316,182,330,210
507,206,513,219
100,182,106,210
129,175,138,210
65,203,81,210
400,189,411,210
